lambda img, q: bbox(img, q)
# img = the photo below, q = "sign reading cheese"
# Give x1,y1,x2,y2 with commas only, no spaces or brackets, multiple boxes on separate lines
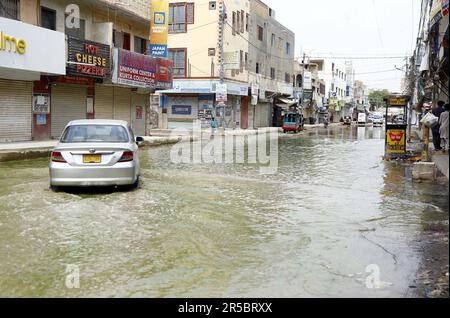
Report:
67,37,110,78
0,31,26,54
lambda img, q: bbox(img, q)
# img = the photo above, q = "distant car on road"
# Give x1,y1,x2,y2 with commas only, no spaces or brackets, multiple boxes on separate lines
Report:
49,120,143,190
372,112,384,127
357,113,367,126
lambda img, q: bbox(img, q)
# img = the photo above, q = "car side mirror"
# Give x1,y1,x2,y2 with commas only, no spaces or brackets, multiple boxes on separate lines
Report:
136,136,145,145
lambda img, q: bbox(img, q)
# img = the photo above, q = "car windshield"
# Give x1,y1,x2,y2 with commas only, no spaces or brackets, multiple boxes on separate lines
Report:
60,125,130,143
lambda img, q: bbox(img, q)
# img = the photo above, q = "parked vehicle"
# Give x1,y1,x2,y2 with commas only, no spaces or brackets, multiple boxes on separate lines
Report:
282,112,304,133
357,113,367,126
49,120,143,190
372,112,384,127
343,116,352,126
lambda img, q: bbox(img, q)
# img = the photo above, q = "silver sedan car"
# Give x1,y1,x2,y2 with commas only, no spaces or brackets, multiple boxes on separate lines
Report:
49,120,143,190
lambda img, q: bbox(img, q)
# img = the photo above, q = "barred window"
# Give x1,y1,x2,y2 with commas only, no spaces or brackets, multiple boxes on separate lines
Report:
169,4,186,33
169,48,187,77
0,0,19,20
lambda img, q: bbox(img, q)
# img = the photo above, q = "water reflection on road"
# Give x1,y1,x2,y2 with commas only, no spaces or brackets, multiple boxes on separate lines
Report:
0,126,448,297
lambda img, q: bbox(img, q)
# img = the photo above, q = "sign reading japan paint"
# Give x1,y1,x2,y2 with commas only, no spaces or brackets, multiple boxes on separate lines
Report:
0,17,65,78
112,48,173,89
67,37,110,78
149,0,169,57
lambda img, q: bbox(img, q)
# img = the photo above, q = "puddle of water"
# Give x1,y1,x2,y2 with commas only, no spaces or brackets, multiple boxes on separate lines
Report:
0,126,448,297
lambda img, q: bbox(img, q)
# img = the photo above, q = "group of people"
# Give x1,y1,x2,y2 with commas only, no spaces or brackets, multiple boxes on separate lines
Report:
431,101,450,153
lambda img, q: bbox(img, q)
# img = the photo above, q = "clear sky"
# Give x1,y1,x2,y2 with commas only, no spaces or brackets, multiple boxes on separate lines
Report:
262,0,422,92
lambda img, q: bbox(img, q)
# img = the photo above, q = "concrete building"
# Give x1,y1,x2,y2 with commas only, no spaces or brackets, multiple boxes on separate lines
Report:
353,80,369,114
1,0,171,141
248,0,295,128
310,58,349,122
159,0,251,130
160,0,295,130
293,59,325,124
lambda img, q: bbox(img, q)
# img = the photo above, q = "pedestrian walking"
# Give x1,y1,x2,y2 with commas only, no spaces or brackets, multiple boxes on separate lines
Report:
431,101,445,151
439,104,449,152
210,117,217,134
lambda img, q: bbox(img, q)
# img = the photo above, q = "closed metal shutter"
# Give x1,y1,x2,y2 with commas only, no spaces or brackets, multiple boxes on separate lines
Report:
94,85,114,119
0,79,32,142
51,85,87,138
114,87,131,123
131,93,147,136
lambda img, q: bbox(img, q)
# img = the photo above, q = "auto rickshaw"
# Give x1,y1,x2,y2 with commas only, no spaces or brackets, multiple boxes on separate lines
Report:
282,112,304,133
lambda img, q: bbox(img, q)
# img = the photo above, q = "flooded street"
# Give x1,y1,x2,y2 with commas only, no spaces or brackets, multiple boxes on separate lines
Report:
0,126,448,298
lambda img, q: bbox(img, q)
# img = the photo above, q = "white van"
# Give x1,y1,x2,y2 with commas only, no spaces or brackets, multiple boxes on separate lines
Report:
357,113,367,126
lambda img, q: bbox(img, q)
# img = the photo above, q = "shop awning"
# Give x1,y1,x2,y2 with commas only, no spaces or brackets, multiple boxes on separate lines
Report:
276,97,297,108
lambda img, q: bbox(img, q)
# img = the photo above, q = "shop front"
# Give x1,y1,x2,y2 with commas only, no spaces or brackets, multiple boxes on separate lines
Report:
0,17,65,142
109,48,173,135
161,80,248,130
48,37,110,139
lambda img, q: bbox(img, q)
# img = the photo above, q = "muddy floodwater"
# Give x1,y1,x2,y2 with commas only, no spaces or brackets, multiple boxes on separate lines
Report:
0,127,448,297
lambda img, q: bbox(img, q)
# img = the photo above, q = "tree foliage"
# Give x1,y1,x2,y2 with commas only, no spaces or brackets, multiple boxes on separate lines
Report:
369,89,390,110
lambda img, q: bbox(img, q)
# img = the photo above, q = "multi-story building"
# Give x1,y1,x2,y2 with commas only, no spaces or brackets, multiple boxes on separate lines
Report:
248,0,295,128
293,59,325,124
310,58,349,122
1,0,172,142
353,80,369,113
159,0,251,130
160,0,295,130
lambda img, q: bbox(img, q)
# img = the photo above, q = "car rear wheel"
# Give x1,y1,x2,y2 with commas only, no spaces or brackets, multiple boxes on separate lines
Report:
50,185,62,192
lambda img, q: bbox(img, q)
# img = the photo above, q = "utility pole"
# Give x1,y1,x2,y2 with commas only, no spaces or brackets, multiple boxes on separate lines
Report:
216,0,226,129
301,53,306,117
218,0,225,84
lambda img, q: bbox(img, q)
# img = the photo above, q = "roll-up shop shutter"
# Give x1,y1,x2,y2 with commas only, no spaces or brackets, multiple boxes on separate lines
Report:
94,85,114,119
0,80,32,142
51,85,87,138
114,87,131,123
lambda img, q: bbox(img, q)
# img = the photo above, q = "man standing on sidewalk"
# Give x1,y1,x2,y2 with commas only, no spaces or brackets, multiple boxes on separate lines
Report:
432,101,445,151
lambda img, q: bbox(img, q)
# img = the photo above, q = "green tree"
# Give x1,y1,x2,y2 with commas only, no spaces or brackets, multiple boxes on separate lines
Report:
368,89,390,111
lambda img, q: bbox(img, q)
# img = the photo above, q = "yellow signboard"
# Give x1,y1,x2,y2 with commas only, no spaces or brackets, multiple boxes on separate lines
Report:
149,0,169,57
386,129,406,154
389,97,408,106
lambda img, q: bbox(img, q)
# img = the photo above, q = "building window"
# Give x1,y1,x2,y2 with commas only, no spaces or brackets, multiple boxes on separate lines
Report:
187,3,194,24
65,15,86,40
285,73,290,83
134,36,147,54
41,7,56,31
245,13,249,32
236,11,241,34
271,33,275,47
232,11,237,35
209,1,216,10
245,52,249,70
257,25,264,41
169,48,187,78
208,48,216,56
285,42,291,55
256,63,260,74
270,68,276,80
123,33,131,51
240,10,245,33
169,4,187,33
0,0,19,20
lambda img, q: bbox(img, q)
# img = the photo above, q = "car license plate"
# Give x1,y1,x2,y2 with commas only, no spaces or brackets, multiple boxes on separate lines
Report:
83,154,101,164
